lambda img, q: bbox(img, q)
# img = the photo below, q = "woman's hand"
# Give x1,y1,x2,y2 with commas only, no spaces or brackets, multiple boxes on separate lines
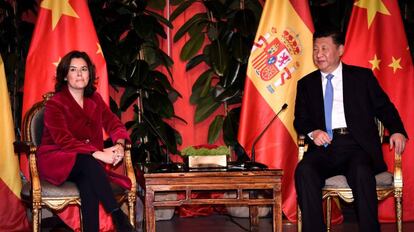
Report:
92,149,116,164
104,143,125,166
92,143,125,165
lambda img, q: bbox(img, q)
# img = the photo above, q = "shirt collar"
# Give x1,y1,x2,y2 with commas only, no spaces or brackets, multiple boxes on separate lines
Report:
320,62,343,79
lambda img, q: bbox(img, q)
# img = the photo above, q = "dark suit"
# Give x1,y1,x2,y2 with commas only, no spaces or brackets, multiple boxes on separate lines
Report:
294,63,406,232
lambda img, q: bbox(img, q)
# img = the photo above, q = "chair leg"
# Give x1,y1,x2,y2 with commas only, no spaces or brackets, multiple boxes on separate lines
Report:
396,195,403,232
297,205,302,232
32,205,41,232
326,197,332,232
79,206,83,232
128,193,136,228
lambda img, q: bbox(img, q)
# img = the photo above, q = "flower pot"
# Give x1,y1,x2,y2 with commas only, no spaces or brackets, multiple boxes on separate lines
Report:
188,155,227,168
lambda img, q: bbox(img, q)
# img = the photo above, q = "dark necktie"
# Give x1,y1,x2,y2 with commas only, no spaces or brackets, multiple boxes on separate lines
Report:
324,74,334,139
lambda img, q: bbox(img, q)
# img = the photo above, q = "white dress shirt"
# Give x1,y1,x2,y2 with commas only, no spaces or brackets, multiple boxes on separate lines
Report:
321,62,347,130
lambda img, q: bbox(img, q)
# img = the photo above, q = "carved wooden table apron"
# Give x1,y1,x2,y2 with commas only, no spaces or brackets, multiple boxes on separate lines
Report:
141,170,283,232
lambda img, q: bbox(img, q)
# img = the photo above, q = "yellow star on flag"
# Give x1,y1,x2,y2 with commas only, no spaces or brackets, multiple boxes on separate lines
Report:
96,43,104,58
41,0,79,30
388,56,402,73
369,54,381,71
53,57,61,67
354,0,390,28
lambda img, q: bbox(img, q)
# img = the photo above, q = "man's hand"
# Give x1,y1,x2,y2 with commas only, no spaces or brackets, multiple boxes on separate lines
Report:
389,133,407,155
312,129,332,146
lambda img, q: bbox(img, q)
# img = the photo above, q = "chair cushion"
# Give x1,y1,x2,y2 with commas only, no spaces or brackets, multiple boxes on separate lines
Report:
21,180,80,198
21,180,128,199
324,171,393,188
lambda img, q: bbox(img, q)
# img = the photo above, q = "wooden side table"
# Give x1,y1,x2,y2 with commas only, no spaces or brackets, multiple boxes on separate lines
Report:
138,170,283,232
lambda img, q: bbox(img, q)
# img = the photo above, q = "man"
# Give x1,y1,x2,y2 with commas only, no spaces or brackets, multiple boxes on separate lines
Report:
294,29,407,232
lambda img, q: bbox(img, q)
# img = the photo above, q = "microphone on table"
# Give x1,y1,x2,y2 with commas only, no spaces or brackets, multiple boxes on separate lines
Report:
243,103,288,170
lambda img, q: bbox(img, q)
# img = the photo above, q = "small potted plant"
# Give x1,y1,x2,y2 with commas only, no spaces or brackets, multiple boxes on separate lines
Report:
181,145,230,168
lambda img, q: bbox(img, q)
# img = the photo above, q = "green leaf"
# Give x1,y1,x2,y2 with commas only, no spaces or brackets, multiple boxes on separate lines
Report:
200,75,213,98
204,0,226,19
145,9,173,28
109,97,121,118
132,15,155,39
190,69,214,104
189,87,202,105
222,62,241,87
152,71,173,91
132,14,166,40
195,95,221,123
192,69,214,92
173,13,208,42
147,0,165,11
175,130,183,145
214,86,241,103
231,33,250,63
233,9,257,37
208,115,224,144
206,24,218,41
186,54,206,71
181,145,229,156
180,33,205,61
223,107,241,146
120,86,138,111
172,114,187,124
170,0,198,21
209,40,229,76
170,0,186,6
188,20,206,37
146,92,175,118
129,60,150,86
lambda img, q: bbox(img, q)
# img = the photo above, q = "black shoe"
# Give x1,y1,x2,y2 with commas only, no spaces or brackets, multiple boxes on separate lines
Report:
111,208,136,232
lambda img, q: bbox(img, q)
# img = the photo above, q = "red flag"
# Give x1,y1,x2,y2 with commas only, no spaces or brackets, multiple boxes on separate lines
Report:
0,56,30,231
23,0,111,230
238,0,315,221
343,0,414,222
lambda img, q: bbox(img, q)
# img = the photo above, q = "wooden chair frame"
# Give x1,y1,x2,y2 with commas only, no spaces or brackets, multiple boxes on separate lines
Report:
15,93,137,232
296,121,403,232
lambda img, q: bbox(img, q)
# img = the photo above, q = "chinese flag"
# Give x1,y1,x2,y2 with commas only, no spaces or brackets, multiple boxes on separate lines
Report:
0,56,30,231
23,0,111,230
342,0,414,222
238,0,315,221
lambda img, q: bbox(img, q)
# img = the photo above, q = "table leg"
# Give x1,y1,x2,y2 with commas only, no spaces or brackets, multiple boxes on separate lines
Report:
249,205,259,231
145,190,156,232
274,187,282,232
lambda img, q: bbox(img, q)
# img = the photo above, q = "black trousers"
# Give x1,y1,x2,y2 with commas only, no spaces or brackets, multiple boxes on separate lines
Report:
295,134,380,232
68,154,118,232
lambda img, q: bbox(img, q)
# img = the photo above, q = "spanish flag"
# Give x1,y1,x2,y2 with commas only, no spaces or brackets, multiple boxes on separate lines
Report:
23,0,111,230
0,56,30,231
343,0,414,221
238,0,315,221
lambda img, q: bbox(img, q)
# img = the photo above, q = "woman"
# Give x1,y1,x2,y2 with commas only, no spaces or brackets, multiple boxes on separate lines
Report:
37,50,135,232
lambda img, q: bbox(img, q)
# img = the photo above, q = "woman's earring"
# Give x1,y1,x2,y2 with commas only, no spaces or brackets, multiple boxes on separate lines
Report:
64,78,67,81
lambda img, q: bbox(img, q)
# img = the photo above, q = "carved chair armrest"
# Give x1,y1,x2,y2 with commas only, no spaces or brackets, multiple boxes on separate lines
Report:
123,142,137,193
382,134,403,188
298,134,308,161
13,141,42,199
394,152,403,188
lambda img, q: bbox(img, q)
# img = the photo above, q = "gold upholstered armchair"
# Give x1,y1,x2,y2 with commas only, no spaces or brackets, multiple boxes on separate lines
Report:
296,120,403,232
14,93,137,232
